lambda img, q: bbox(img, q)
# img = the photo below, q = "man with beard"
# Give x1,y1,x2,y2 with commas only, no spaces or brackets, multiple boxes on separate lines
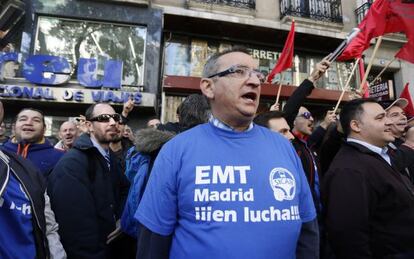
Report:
323,99,414,258
54,121,78,151
48,103,130,258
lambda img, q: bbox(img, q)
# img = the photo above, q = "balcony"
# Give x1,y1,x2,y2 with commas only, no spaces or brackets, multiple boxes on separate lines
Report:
354,0,405,42
190,0,256,9
280,0,343,23
355,0,372,24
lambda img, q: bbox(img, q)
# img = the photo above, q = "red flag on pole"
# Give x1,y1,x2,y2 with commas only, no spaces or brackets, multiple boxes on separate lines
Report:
400,83,414,117
337,0,394,61
338,0,414,63
390,1,414,63
267,21,295,83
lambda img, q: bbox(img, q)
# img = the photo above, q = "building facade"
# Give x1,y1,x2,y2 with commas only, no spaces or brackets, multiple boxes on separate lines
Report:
0,0,162,135
154,0,412,122
0,0,412,134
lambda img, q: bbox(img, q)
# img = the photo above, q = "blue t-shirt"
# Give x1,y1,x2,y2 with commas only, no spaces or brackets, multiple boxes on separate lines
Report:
136,123,316,259
0,172,36,259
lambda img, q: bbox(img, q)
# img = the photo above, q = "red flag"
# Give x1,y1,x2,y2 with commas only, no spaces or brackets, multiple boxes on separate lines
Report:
400,83,414,117
337,0,395,61
391,1,414,63
267,21,295,83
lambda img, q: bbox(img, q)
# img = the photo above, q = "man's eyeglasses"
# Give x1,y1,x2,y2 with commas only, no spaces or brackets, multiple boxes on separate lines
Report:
297,112,313,120
89,114,122,123
208,65,265,83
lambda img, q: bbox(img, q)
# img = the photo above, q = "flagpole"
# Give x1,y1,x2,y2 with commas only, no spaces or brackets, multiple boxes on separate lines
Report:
333,58,360,114
275,73,284,106
371,57,396,84
359,36,383,93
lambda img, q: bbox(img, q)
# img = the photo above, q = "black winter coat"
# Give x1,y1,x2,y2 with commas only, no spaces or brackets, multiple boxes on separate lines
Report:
283,79,324,215
48,133,129,259
323,142,414,259
0,148,48,258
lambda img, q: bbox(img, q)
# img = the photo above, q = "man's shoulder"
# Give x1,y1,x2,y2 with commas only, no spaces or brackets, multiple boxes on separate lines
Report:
53,146,89,170
327,143,378,174
165,123,208,143
2,140,16,151
0,149,46,186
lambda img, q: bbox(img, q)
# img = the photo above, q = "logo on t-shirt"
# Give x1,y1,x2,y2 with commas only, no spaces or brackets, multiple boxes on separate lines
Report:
269,167,296,201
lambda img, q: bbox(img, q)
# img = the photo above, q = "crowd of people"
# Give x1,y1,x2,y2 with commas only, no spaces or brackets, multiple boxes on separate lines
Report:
1,47,414,259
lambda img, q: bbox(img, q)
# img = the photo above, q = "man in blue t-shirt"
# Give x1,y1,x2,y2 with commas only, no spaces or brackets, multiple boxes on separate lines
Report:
135,48,318,259
0,101,66,259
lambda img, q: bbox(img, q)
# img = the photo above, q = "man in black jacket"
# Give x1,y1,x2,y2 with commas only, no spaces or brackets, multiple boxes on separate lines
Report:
48,103,130,258
323,98,414,258
0,101,65,259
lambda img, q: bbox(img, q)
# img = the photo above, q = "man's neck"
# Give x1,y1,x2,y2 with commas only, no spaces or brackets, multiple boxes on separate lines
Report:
90,135,109,150
109,140,122,152
292,129,309,141
13,137,44,144
212,114,251,132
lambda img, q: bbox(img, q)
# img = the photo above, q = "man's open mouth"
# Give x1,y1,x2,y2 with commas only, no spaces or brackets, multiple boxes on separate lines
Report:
242,92,257,102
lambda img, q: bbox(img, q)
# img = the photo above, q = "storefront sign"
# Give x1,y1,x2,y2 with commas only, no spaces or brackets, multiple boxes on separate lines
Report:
250,49,279,60
0,52,124,88
0,85,155,106
0,52,155,105
369,81,393,100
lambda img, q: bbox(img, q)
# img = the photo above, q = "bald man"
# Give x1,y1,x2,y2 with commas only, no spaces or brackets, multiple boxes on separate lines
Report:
55,121,78,151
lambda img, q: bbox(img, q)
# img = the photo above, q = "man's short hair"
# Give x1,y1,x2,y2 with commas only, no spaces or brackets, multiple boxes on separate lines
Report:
202,47,251,78
15,108,46,127
178,94,210,130
340,98,378,136
85,103,99,121
254,111,285,128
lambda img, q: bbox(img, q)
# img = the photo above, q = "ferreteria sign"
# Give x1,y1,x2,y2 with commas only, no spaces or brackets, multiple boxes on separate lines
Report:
0,52,155,106
369,80,394,101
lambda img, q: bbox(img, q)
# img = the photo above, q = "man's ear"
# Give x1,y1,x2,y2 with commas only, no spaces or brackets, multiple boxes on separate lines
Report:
200,78,215,100
350,119,361,133
85,121,94,133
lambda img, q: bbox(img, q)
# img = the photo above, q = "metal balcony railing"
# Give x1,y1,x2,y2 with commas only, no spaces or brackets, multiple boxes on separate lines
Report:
280,0,343,23
355,0,373,24
192,0,256,9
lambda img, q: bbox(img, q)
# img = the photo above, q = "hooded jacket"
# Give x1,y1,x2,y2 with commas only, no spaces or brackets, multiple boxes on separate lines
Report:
48,133,129,258
3,138,64,177
121,128,174,238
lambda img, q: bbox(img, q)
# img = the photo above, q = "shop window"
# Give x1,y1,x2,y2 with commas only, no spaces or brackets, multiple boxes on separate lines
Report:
163,35,356,91
34,16,147,87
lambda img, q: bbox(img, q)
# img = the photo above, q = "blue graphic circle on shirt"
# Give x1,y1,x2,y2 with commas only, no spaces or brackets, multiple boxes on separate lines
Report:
269,167,296,201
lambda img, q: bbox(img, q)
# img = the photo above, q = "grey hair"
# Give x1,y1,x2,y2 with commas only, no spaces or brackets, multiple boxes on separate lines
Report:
202,47,251,78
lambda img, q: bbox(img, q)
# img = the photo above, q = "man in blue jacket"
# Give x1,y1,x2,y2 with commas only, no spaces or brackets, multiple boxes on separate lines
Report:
3,108,64,176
